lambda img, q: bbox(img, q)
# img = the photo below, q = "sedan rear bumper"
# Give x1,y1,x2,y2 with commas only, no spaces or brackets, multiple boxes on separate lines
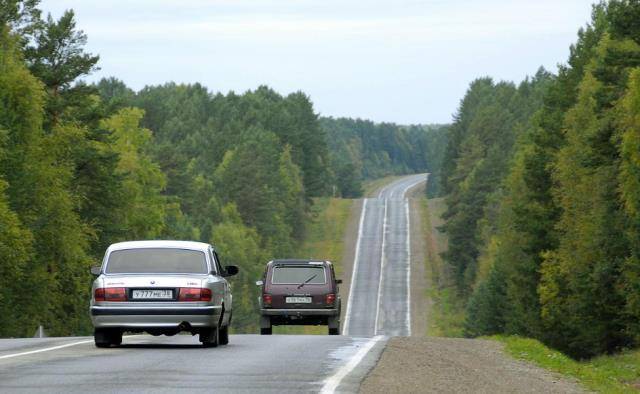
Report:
260,308,339,316
91,305,222,328
91,306,218,316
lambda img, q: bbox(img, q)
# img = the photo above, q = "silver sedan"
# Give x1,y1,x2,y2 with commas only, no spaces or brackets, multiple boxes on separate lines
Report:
90,240,238,348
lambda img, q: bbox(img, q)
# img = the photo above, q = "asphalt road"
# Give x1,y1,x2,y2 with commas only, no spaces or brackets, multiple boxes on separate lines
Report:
344,174,427,337
0,174,426,393
0,334,385,393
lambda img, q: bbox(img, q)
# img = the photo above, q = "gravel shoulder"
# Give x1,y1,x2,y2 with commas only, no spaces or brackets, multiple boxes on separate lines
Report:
360,337,585,394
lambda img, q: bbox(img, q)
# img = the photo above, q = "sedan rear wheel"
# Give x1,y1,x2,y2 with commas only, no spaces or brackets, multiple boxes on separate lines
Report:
219,325,229,345
94,328,121,347
199,327,219,347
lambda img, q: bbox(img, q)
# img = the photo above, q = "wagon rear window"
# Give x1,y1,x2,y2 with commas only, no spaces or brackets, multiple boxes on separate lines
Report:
106,248,207,274
271,266,326,284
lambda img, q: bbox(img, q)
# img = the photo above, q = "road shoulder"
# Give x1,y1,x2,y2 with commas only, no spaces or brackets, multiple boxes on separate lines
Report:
359,337,585,393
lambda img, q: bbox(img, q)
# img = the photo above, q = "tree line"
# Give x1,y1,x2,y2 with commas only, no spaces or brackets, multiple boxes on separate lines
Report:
321,117,447,197
0,1,440,336
436,0,640,358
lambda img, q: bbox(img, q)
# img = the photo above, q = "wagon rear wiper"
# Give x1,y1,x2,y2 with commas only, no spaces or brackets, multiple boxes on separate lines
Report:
297,274,317,289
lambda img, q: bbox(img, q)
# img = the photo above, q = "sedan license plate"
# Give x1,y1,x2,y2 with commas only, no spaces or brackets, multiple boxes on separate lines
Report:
286,296,311,304
132,289,173,300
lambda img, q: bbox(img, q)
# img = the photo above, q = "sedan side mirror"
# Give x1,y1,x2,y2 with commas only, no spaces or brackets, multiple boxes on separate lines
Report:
224,265,239,277
256,280,264,286
90,266,102,276
336,279,342,284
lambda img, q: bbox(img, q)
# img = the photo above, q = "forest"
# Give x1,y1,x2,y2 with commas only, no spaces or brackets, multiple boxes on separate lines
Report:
321,117,447,197
0,1,441,336
437,0,640,358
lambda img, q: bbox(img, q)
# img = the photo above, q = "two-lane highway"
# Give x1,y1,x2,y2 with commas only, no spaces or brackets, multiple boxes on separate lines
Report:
0,174,426,393
343,174,427,337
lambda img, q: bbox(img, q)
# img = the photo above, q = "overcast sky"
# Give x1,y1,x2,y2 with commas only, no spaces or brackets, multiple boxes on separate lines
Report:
39,0,593,124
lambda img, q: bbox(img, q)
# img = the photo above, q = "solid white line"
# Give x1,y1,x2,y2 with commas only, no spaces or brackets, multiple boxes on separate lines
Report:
377,183,390,199
0,340,93,360
401,175,426,198
343,198,368,335
319,335,384,394
374,198,388,336
404,199,412,337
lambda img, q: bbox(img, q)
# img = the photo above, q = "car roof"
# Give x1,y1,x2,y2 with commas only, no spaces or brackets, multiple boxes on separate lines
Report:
107,240,212,253
270,259,330,265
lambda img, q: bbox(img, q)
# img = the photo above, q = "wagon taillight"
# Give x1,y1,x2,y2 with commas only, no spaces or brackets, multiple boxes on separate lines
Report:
325,293,336,305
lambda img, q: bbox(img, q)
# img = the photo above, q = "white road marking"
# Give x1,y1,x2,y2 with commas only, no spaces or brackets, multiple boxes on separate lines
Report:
0,335,143,361
405,199,412,336
343,198,368,335
0,340,92,360
374,198,388,336
400,175,426,337
319,335,384,394
377,182,391,199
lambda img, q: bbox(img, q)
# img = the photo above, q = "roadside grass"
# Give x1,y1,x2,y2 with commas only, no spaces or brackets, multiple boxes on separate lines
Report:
490,335,640,393
274,197,354,335
419,197,466,337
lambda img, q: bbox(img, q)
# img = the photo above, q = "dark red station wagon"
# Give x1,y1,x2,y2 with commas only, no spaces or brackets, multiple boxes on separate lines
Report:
257,260,341,335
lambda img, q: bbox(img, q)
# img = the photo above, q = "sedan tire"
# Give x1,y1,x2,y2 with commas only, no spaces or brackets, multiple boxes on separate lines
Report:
94,328,121,347
219,325,229,345
199,327,219,348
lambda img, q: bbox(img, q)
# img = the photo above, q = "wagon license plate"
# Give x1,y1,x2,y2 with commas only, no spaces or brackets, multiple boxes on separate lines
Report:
132,289,173,300
286,296,311,303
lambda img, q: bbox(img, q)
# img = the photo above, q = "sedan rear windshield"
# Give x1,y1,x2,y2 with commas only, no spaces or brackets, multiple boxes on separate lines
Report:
106,248,208,274
271,266,326,284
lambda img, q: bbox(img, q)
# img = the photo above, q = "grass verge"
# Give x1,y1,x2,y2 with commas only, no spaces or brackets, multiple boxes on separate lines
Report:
491,335,640,393
419,197,466,337
274,197,354,335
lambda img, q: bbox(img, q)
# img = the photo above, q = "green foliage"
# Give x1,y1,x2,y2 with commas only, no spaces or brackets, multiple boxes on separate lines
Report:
321,117,446,197
0,178,33,337
24,9,99,126
211,204,268,332
101,107,167,239
439,1,640,360
0,25,92,336
440,72,552,295
619,68,640,342
464,265,507,337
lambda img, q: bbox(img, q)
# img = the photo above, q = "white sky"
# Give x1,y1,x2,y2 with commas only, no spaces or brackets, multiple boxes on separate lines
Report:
39,0,594,124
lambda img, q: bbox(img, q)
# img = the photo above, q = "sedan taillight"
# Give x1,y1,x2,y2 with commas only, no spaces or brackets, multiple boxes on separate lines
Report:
95,287,127,302
178,288,212,302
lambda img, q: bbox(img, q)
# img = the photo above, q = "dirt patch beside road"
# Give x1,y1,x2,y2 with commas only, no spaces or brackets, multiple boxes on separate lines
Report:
360,337,585,394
